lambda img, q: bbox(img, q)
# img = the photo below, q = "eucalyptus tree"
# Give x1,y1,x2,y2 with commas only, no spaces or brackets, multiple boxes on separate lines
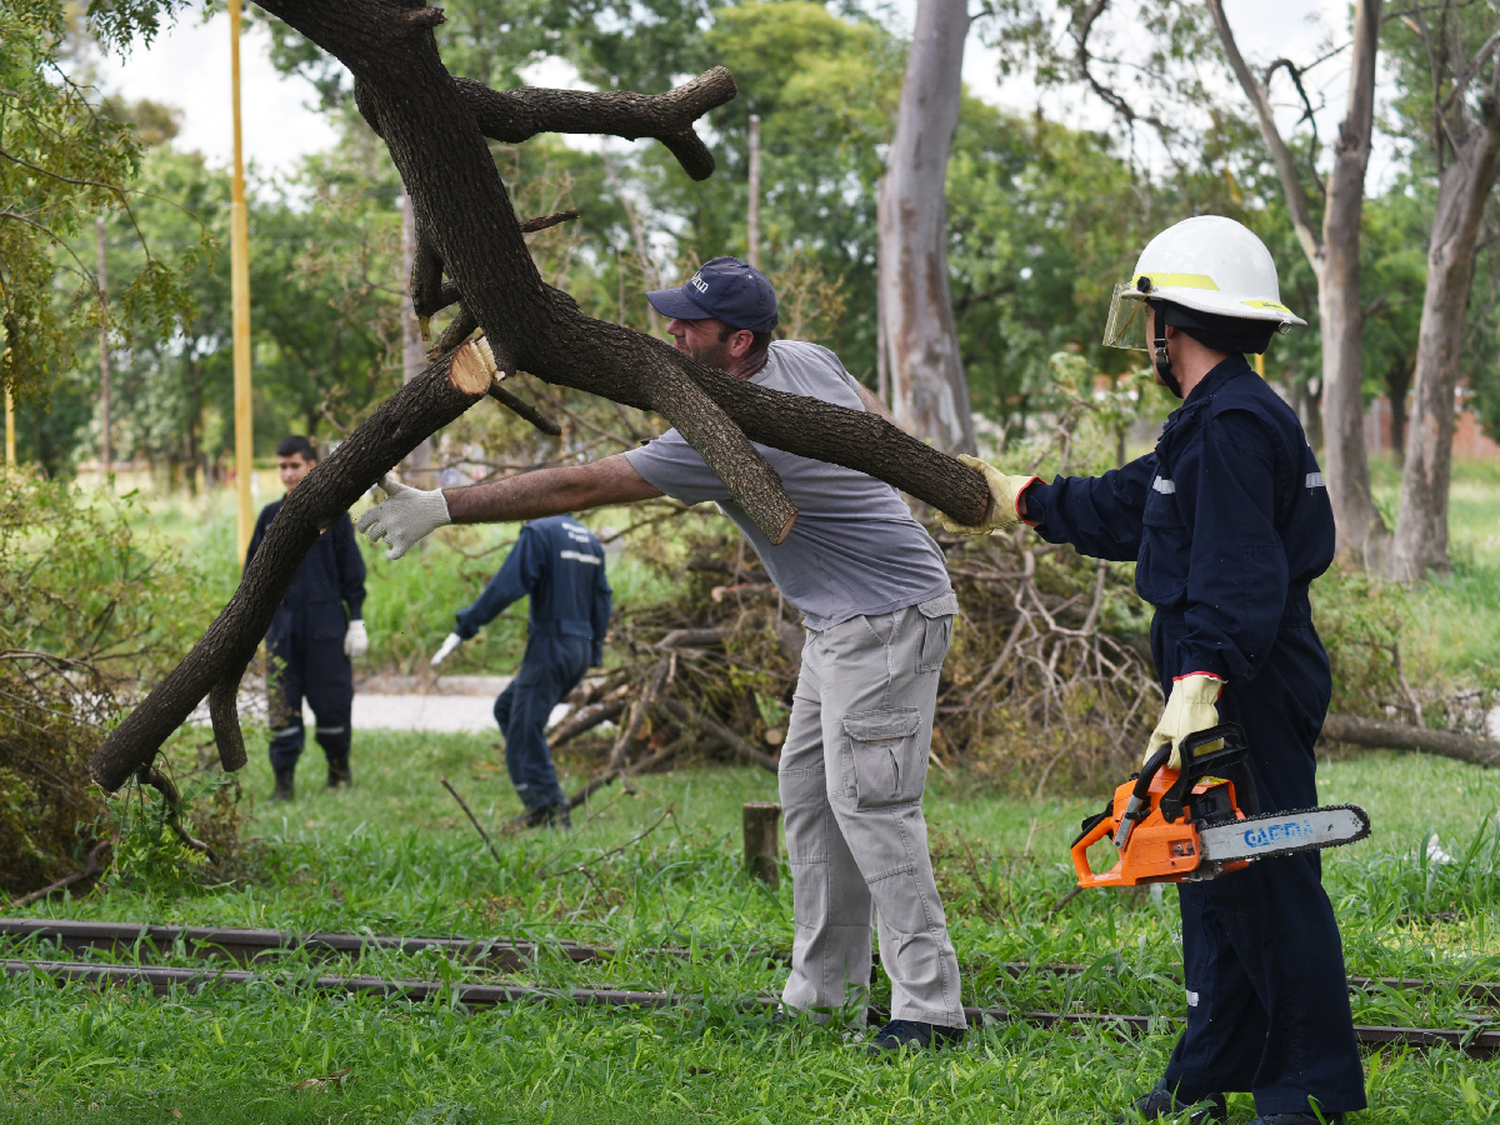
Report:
1383,0,1500,579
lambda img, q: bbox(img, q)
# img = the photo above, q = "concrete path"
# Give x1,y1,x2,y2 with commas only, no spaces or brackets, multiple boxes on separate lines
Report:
191,673,573,733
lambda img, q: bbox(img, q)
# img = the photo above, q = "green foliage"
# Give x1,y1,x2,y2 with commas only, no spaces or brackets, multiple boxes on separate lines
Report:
0,0,193,416
0,468,235,897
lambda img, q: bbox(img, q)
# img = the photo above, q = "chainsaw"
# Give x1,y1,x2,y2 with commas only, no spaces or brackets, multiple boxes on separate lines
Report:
1071,723,1370,888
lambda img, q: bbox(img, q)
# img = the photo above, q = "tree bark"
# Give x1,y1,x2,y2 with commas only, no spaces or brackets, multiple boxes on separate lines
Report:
1320,713,1500,766
877,0,974,455
85,0,992,791
1209,0,1388,567
400,187,434,481
87,340,499,793
1390,110,1500,580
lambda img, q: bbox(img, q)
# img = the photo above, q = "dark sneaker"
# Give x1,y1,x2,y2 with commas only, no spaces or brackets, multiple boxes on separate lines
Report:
1115,1080,1227,1124
1247,1116,1342,1125
865,1019,965,1056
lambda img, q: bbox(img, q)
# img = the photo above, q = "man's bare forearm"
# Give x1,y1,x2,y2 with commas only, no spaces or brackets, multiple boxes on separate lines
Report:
442,453,663,524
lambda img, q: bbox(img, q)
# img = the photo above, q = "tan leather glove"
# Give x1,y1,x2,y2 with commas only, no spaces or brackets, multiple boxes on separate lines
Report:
1145,673,1225,770
936,455,1039,535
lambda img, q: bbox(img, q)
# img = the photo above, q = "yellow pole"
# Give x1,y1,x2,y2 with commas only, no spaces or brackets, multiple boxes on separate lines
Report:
229,0,254,562
1254,352,1266,379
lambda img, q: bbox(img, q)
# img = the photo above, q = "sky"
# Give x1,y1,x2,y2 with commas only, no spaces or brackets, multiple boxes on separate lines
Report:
92,1,1359,184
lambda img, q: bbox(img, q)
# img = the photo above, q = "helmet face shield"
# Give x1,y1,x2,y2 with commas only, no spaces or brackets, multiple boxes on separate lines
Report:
1103,284,1150,351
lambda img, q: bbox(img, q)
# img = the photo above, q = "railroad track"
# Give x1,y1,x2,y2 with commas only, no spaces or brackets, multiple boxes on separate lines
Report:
3,919,1496,1058
3,919,1495,1006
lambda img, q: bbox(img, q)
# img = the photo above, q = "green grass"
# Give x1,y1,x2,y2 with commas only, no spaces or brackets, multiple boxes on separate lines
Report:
4,735,1500,1124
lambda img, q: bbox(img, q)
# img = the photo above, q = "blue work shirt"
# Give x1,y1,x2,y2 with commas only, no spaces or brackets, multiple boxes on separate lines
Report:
455,515,612,665
1025,355,1335,684
247,500,367,646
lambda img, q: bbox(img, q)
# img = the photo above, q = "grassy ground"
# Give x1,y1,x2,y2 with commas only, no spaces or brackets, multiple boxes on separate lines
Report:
13,456,1492,1122
3,733,1499,1124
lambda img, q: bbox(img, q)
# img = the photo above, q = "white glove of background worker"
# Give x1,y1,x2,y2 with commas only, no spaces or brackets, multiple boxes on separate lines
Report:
936,455,1039,535
1145,672,1225,770
344,619,369,659
356,479,451,560
431,632,464,668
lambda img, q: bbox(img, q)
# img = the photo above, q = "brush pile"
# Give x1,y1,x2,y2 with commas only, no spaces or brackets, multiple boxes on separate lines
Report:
547,503,1160,806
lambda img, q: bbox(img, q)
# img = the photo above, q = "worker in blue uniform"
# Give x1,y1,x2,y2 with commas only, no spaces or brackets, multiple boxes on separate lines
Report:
943,217,1366,1125
247,435,369,801
430,514,612,829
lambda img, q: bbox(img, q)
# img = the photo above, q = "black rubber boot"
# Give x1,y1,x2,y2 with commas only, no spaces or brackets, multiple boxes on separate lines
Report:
326,755,352,790
268,769,296,803
1114,1080,1227,1124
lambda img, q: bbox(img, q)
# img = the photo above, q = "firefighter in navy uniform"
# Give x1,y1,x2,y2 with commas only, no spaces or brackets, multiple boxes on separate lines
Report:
247,435,369,801
944,218,1366,1125
430,514,612,829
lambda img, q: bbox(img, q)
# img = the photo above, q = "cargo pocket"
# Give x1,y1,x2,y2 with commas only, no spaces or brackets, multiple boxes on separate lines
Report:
843,708,925,809
915,591,958,674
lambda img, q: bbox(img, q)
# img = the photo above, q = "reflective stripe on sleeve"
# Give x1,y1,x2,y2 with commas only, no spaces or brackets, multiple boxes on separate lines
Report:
1152,477,1177,494
1305,472,1326,489
559,550,602,565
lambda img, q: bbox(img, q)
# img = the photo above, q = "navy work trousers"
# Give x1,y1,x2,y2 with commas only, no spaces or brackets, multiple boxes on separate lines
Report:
1156,615,1366,1116
267,634,353,775
494,634,591,810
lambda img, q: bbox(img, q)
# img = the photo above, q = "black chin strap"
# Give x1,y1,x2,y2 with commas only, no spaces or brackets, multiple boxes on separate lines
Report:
1152,303,1183,398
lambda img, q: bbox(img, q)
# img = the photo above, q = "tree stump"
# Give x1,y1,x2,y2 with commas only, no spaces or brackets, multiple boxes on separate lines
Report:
743,801,782,887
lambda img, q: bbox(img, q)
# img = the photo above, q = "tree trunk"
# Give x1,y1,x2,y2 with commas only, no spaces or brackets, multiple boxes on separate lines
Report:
877,0,974,455
1390,112,1500,580
1317,0,1388,568
1320,713,1500,766
1209,0,1387,567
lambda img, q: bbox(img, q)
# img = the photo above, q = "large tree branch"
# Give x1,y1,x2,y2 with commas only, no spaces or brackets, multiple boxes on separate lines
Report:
86,340,498,793
90,0,990,790
453,67,736,182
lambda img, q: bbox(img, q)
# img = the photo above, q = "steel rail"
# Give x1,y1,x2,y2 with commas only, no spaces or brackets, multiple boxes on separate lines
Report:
5,958,1496,1059
4,919,1497,1006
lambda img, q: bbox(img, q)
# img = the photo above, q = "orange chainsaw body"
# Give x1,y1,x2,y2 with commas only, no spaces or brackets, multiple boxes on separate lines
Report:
1071,768,1251,889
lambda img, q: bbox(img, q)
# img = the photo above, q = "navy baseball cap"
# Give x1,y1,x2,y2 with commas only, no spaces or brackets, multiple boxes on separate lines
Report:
646,257,779,333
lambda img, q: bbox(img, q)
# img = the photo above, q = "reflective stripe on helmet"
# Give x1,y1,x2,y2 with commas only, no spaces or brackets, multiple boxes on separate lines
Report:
1134,271,1220,291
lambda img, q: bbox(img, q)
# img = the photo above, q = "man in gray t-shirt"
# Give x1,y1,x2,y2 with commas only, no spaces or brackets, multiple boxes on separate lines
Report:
357,257,966,1053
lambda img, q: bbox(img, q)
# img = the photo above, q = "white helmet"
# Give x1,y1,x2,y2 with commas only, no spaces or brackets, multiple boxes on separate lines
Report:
1102,216,1306,351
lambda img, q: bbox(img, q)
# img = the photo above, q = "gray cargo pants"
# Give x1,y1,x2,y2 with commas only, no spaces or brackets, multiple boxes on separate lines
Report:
778,591,964,1029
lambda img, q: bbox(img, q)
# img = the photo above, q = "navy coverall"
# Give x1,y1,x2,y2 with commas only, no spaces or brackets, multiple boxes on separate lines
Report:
247,501,367,783
455,515,612,811
1025,356,1366,1116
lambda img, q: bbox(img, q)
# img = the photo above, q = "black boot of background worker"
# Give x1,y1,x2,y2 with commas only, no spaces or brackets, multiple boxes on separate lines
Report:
518,802,571,830
268,768,295,803
325,754,352,790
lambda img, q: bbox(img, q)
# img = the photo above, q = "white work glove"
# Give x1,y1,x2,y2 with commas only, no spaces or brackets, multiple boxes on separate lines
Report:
1145,672,1225,770
356,478,451,560
431,632,464,668
344,619,369,659
936,455,1039,535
